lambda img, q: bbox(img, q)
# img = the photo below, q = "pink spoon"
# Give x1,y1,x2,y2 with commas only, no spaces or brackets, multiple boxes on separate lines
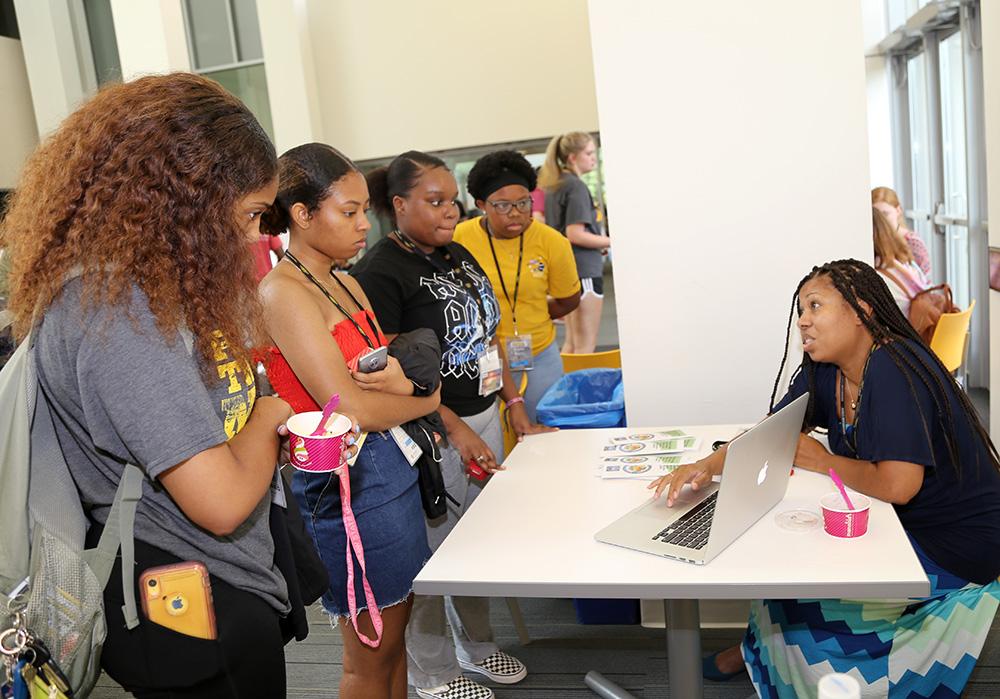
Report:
311,393,341,437
828,468,856,510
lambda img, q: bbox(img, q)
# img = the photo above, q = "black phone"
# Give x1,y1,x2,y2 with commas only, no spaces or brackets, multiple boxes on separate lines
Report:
357,346,388,373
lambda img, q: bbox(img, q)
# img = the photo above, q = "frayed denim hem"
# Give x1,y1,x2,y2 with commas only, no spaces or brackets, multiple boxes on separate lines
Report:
325,589,413,628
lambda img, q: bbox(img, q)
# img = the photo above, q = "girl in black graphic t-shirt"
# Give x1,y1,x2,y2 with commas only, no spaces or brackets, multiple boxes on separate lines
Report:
352,152,551,695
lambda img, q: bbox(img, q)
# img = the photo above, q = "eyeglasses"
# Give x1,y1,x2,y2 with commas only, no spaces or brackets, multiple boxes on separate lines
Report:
486,197,532,215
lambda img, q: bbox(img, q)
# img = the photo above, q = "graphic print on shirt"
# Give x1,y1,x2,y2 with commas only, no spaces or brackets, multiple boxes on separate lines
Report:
419,261,500,380
528,257,547,278
212,333,256,438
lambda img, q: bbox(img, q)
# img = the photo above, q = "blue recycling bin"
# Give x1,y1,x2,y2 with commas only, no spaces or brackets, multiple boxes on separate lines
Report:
536,368,637,623
535,368,626,429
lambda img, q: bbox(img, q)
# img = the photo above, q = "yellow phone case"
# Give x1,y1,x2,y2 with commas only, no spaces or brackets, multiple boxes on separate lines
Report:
139,562,217,640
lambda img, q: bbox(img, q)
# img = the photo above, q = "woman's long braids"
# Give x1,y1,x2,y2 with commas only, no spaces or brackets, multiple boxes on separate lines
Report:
770,258,999,480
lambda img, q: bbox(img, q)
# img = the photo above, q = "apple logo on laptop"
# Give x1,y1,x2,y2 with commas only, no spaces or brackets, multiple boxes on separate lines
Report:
756,461,769,486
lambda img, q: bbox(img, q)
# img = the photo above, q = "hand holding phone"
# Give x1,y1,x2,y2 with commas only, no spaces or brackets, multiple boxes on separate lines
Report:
139,562,217,640
357,346,388,374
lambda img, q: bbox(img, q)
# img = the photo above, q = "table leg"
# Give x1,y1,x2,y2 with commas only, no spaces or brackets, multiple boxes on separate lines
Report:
584,671,637,698
665,599,703,697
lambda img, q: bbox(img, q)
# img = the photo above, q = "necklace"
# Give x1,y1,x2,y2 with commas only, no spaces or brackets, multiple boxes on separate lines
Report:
843,378,858,411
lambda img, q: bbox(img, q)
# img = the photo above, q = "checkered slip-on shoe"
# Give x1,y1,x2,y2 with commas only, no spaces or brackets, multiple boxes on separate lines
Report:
458,650,528,684
414,677,495,699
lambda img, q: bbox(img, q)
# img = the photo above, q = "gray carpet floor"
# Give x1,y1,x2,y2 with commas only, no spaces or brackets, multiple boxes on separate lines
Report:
90,594,1000,698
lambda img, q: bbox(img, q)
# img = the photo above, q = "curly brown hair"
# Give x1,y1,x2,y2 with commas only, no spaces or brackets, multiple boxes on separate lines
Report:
0,72,276,371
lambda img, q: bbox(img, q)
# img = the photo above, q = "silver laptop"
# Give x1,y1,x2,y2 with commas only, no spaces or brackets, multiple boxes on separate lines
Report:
595,393,808,565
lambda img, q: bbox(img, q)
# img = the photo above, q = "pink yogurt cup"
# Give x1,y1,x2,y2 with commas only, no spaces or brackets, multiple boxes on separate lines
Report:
286,411,352,473
820,491,871,538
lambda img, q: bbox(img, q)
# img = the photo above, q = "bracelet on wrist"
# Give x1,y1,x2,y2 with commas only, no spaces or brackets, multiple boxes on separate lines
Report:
505,396,525,407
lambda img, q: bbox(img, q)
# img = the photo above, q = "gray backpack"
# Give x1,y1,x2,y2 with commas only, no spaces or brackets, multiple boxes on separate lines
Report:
0,313,145,697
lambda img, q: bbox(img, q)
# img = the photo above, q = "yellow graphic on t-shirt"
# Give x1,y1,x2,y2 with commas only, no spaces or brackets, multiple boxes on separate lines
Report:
211,333,256,438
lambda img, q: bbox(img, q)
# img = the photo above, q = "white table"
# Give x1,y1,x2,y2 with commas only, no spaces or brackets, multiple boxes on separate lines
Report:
413,426,930,697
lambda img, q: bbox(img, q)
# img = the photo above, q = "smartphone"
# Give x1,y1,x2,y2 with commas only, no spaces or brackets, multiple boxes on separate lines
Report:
357,346,388,374
139,562,217,640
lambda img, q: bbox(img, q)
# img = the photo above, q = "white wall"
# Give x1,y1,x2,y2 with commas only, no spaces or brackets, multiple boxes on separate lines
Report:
588,0,873,426
0,37,39,189
13,0,90,137
109,0,190,79
982,2,1000,439
303,0,599,161
257,0,322,153
862,0,894,189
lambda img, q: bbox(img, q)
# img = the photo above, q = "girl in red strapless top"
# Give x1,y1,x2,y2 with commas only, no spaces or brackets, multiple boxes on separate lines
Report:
266,309,385,413
257,144,438,699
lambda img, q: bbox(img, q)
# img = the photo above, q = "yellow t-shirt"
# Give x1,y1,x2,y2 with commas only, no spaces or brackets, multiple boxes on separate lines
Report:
454,217,580,355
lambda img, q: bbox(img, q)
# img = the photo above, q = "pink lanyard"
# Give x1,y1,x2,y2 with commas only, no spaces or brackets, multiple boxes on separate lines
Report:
337,459,383,647
314,394,383,648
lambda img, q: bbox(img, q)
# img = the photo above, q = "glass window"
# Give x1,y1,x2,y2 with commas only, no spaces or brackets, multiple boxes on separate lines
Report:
204,63,272,138
907,52,932,241
939,30,970,307
185,0,236,69
231,0,263,62
83,0,121,84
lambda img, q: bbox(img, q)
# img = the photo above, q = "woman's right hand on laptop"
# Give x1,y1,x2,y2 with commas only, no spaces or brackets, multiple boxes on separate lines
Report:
648,447,727,507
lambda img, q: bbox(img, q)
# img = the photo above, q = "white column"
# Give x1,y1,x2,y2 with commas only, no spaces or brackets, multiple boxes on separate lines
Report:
0,37,39,188
982,2,1000,439
12,0,90,137
109,0,190,80
587,0,873,425
862,0,894,188
256,0,321,153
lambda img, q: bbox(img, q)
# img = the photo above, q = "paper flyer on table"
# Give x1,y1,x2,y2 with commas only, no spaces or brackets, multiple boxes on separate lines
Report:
596,454,692,479
603,431,702,455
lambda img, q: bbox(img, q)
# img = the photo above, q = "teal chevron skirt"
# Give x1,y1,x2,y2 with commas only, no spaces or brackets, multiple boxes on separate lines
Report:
743,538,1000,698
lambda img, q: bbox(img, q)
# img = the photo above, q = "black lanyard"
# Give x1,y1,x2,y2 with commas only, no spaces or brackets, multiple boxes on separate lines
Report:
838,345,876,455
393,230,492,342
483,220,523,334
282,250,379,349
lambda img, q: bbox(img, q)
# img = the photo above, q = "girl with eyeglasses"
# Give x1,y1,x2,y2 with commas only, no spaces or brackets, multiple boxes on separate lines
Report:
454,150,582,422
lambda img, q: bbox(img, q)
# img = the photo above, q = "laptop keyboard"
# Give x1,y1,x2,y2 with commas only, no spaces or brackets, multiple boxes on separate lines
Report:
652,492,718,550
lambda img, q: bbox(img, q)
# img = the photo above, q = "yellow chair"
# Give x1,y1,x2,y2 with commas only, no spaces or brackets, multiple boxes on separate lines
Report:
561,348,622,373
929,300,975,374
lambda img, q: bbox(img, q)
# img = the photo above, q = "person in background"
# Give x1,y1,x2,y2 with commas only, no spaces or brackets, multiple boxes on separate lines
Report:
353,150,542,699
455,149,581,421
873,206,930,319
253,232,285,281
654,259,1000,697
259,143,438,699
0,73,315,697
872,186,931,278
539,132,609,354
529,166,546,223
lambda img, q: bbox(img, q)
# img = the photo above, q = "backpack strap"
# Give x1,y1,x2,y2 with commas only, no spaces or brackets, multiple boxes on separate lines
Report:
880,267,913,299
87,463,144,629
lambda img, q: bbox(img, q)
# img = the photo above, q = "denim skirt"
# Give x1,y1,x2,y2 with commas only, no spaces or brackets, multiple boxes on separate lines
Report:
291,431,430,617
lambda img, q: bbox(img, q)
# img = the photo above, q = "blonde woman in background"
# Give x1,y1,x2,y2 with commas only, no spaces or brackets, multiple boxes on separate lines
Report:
873,206,930,319
872,186,932,278
539,132,609,354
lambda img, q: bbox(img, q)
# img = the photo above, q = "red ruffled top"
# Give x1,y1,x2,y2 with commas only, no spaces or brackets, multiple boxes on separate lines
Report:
266,309,387,413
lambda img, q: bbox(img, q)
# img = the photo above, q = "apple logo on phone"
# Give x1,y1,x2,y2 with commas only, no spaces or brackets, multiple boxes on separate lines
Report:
756,461,769,486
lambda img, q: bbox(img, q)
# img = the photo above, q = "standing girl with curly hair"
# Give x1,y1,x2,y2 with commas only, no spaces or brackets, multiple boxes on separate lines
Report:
0,73,353,697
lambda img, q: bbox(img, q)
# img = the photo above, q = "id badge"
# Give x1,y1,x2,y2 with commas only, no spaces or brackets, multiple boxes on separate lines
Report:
505,335,534,371
389,425,423,466
270,466,287,508
477,345,504,396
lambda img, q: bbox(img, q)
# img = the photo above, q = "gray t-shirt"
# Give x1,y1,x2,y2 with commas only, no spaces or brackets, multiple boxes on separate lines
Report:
34,280,289,613
544,173,605,278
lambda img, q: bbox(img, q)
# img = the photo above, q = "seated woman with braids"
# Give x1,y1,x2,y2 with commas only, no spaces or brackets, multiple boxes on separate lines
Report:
650,259,1000,698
